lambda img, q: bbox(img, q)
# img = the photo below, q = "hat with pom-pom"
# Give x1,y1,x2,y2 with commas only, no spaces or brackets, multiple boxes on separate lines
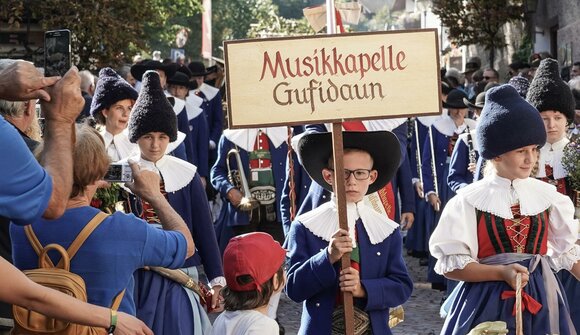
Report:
90,67,138,119
128,70,177,143
477,85,546,159
526,58,575,121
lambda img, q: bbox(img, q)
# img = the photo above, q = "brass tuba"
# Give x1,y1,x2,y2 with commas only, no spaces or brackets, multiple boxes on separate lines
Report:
226,148,259,212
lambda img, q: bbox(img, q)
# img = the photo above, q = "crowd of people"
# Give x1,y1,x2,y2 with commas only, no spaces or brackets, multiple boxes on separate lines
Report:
0,47,579,335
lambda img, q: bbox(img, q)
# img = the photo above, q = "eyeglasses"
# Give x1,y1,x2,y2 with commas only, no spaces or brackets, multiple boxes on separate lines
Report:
483,76,495,80
328,168,372,180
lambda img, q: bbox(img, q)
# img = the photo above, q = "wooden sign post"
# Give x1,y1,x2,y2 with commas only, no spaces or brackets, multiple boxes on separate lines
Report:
224,27,441,335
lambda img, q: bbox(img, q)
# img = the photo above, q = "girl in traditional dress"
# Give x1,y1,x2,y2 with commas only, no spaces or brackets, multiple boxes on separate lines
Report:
430,85,580,334
527,58,580,331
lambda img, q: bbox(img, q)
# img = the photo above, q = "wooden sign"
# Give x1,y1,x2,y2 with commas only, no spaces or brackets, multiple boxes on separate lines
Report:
224,29,441,129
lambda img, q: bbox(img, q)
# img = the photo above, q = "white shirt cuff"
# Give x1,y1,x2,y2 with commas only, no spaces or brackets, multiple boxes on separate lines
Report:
434,254,477,275
551,245,580,271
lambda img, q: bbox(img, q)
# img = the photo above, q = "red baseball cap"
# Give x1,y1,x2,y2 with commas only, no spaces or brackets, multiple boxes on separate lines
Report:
223,232,286,292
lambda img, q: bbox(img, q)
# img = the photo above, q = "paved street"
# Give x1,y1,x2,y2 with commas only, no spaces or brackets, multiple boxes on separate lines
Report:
277,251,446,335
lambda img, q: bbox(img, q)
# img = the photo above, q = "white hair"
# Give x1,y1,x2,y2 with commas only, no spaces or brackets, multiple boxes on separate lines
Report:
79,70,95,92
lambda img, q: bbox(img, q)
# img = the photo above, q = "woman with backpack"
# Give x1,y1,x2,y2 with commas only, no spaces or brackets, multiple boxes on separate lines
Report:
10,124,194,331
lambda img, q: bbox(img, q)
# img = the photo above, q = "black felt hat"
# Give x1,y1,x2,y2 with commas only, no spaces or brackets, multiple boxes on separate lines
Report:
526,58,575,121
297,131,401,194
463,92,486,110
477,85,546,160
167,72,197,89
187,61,210,77
90,67,138,118
443,89,468,109
130,60,179,82
176,65,193,78
128,70,177,143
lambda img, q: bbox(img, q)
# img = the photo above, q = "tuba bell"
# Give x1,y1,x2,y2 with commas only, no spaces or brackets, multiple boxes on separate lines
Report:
226,148,259,212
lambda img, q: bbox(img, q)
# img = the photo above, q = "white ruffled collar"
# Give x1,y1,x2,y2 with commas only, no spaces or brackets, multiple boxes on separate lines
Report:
197,83,219,100
100,129,138,162
123,155,197,193
223,127,288,152
432,116,477,137
458,173,556,219
183,98,203,121
186,92,204,107
297,198,399,247
537,137,570,179
165,92,186,116
165,131,187,156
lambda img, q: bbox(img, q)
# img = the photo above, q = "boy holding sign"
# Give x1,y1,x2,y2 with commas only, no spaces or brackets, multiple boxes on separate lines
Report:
285,131,413,335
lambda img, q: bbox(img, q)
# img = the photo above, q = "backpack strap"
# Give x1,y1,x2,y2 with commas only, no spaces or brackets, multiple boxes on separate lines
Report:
111,289,126,310
24,225,50,265
57,211,109,268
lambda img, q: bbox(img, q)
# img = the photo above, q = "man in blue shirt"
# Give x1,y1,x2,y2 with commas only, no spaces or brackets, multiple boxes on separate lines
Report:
0,59,151,334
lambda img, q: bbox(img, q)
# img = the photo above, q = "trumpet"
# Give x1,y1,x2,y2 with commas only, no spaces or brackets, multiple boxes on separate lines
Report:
226,148,259,212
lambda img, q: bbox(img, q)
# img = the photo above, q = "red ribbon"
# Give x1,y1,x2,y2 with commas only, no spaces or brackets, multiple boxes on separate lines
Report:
500,290,542,316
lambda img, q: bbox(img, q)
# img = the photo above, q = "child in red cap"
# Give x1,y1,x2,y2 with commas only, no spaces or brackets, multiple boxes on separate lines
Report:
211,232,286,335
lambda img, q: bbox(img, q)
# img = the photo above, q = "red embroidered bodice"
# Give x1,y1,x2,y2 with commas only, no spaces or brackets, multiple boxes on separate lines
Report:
476,204,549,259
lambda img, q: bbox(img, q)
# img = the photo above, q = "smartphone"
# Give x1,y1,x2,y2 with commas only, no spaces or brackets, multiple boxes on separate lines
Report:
104,163,132,183
44,29,71,77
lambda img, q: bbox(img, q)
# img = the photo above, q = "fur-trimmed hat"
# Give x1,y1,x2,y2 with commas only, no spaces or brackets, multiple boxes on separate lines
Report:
478,85,546,159
128,70,177,143
297,131,400,194
526,58,575,121
130,60,178,82
90,67,138,118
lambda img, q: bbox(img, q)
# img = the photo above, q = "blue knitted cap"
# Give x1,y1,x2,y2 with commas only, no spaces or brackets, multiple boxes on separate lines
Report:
477,85,546,159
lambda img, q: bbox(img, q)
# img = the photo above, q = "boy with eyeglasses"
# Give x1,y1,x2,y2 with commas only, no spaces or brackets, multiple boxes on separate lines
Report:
285,131,413,335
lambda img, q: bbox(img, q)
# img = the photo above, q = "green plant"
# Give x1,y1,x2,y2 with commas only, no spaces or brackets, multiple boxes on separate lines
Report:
91,183,123,214
563,133,580,191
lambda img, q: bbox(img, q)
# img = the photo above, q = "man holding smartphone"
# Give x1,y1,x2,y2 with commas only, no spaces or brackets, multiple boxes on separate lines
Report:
0,59,152,335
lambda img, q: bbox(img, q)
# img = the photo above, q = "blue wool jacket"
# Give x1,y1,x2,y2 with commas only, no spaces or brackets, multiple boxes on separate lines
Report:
210,134,288,227
286,219,413,335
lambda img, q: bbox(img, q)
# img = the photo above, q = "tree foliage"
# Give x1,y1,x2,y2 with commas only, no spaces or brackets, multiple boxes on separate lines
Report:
432,0,525,66
4,0,311,68
5,0,202,69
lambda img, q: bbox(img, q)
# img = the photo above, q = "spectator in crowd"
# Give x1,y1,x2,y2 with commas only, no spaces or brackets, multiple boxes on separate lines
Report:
117,65,137,89
482,68,500,84
0,59,151,335
0,69,43,334
463,57,481,99
11,124,193,320
211,232,286,335
127,70,224,335
78,69,95,122
571,62,580,80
